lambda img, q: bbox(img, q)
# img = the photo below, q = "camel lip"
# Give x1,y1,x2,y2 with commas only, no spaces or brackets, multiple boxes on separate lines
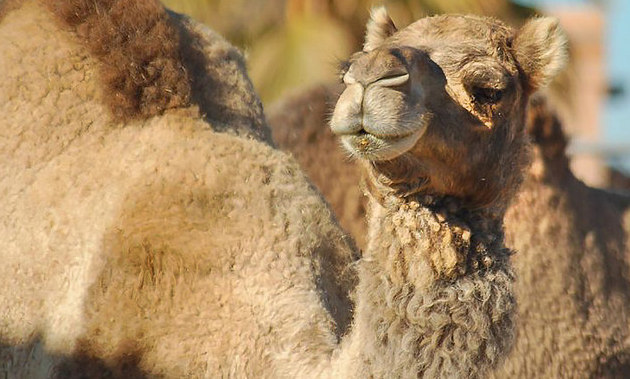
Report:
361,128,415,140
341,125,416,140
340,127,425,161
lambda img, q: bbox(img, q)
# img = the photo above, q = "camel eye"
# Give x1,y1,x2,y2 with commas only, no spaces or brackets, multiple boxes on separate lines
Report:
471,87,503,104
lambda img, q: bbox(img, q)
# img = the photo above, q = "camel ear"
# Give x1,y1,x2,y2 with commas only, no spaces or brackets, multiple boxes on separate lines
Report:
513,17,568,92
363,6,397,52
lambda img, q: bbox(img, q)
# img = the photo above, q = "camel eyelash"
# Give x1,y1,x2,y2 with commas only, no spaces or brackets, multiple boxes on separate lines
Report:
471,87,504,104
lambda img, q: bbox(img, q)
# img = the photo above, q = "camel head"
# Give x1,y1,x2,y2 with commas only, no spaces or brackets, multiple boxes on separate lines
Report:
331,7,567,209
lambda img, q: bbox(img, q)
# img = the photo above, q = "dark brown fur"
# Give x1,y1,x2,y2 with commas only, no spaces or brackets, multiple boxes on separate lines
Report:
55,342,148,379
43,0,192,121
0,338,149,378
526,94,568,161
497,97,630,377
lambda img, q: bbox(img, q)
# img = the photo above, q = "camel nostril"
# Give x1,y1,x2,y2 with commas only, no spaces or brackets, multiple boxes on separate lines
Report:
374,73,409,87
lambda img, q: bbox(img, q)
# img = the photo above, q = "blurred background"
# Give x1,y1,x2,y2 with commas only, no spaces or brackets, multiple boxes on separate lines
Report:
163,0,630,189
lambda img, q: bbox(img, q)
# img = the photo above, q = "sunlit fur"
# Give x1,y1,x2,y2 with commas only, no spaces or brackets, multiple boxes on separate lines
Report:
332,12,568,209
0,1,356,377
0,2,571,378
327,7,568,378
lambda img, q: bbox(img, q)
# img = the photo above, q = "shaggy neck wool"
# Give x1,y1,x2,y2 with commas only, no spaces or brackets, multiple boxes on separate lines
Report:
395,194,509,273
340,194,515,378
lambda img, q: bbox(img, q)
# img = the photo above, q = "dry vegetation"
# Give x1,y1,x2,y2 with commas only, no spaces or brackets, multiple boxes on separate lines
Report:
162,0,538,102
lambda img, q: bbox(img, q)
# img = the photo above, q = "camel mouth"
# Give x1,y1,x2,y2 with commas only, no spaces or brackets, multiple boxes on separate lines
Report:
340,126,425,161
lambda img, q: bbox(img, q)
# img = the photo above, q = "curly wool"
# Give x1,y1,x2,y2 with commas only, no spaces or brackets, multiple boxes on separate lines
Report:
0,2,356,377
0,3,526,377
490,98,630,377
271,83,517,378
359,269,514,378
268,84,367,249
40,0,270,141
340,196,515,379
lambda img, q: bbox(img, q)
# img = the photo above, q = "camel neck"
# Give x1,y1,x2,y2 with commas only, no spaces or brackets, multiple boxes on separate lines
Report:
335,194,515,378
366,194,509,281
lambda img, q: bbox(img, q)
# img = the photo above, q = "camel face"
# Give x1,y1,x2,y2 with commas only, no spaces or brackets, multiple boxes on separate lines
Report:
331,15,520,161
331,47,431,161
331,8,567,207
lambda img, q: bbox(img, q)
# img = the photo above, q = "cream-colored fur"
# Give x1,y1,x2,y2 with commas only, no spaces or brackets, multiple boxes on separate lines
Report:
0,2,356,377
363,6,397,53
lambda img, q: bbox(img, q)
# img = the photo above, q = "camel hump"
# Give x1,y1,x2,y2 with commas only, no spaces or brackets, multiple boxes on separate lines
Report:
44,0,192,121
2,0,270,141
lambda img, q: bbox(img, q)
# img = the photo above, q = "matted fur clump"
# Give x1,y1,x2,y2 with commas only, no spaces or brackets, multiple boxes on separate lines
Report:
352,197,515,378
44,0,192,121
325,6,569,377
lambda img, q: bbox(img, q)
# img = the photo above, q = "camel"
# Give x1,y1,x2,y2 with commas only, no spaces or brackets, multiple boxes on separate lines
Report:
0,0,357,377
324,7,568,377
492,96,630,377
0,1,566,377
270,71,630,379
